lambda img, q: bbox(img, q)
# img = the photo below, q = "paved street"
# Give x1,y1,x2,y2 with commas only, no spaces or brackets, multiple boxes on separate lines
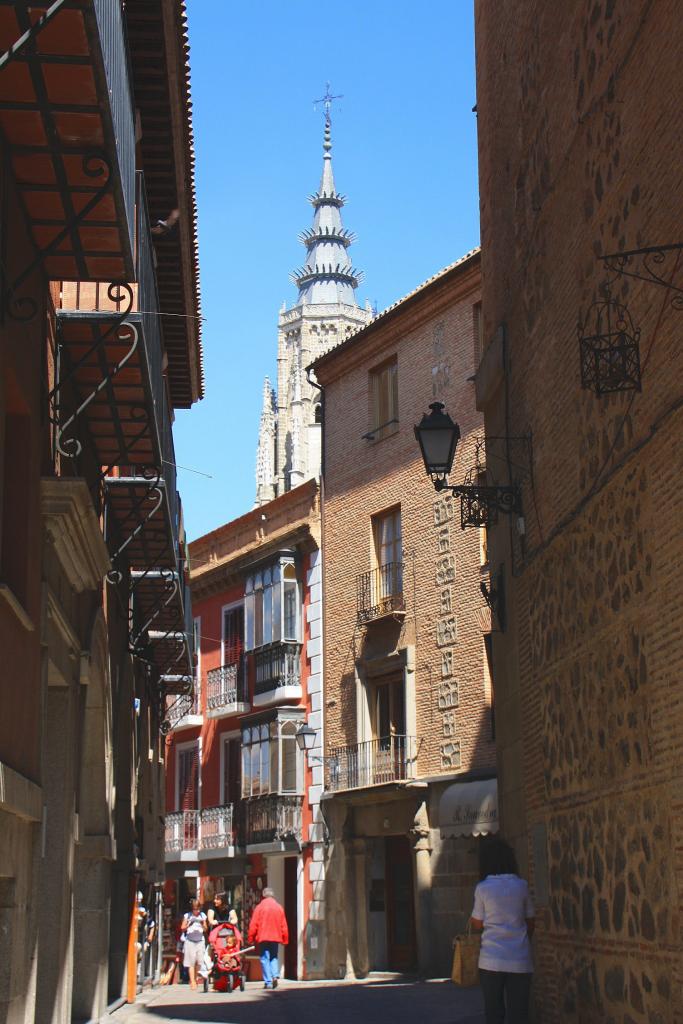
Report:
113,977,485,1024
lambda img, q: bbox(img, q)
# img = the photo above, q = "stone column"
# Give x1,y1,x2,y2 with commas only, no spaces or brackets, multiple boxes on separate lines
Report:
410,801,433,976
344,837,369,977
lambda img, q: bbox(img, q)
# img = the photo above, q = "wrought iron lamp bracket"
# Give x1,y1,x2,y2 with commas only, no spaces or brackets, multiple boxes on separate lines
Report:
599,242,683,308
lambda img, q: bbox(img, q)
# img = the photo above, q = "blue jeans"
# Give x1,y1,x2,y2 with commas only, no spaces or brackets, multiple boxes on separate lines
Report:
259,941,280,986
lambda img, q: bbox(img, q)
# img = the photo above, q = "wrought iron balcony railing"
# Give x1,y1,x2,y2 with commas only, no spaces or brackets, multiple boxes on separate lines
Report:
325,735,417,792
206,659,248,711
356,563,405,625
200,805,236,851
254,641,302,696
244,795,303,846
165,810,199,853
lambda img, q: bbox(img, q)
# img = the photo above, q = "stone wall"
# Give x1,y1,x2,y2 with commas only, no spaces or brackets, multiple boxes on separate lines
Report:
474,0,683,1018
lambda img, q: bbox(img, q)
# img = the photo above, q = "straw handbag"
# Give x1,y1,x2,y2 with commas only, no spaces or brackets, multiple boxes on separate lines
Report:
451,924,480,987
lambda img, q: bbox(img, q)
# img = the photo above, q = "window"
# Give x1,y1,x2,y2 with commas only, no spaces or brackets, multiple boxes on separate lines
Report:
373,675,405,742
222,605,244,666
369,357,398,440
373,507,403,600
221,735,241,806
241,714,303,797
176,743,199,811
244,557,300,651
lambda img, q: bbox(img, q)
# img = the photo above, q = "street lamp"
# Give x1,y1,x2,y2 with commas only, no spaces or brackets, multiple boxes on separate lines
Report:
413,402,460,489
414,401,522,527
295,722,316,754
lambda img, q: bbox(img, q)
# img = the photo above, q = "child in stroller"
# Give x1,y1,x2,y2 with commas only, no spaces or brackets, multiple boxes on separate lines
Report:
206,921,252,993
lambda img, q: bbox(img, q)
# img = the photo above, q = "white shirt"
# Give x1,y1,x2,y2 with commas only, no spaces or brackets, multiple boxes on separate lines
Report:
472,874,534,973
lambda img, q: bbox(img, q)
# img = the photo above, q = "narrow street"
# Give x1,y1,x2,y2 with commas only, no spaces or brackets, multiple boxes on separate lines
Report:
113,978,485,1024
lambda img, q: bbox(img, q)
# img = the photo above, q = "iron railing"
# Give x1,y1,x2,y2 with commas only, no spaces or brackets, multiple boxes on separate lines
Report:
93,0,136,254
207,659,248,710
325,735,417,792
165,810,199,853
200,805,236,851
254,641,301,696
165,692,197,728
356,562,405,624
244,795,302,846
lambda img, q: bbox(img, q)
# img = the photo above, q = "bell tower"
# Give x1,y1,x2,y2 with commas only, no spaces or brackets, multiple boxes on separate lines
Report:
255,86,372,505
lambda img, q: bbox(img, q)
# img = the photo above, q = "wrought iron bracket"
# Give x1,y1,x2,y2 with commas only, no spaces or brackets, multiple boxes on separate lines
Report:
50,285,138,459
599,243,683,308
4,152,114,321
436,480,522,529
129,568,179,653
104,471,165,584
0,0,68,73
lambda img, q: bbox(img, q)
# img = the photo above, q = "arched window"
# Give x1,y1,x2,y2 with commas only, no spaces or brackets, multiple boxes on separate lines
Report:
314,403,322,424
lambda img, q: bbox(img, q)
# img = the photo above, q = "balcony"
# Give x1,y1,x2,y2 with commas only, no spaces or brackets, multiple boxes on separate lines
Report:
199,805,238,858
253,641,302,707
244,795,303,852
325,735,418,793
0,0,135,289
165,688,201,731
165,810,199,862
206,660,249,718
356,563,405,625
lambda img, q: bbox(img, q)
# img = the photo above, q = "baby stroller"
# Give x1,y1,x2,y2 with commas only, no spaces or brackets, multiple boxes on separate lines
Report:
206,922,252,993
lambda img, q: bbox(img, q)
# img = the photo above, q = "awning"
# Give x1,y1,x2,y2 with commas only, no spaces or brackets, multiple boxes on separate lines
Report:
439,778,499,838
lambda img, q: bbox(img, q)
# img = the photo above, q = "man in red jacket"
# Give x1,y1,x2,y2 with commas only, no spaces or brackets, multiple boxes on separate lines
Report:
247,887,289,989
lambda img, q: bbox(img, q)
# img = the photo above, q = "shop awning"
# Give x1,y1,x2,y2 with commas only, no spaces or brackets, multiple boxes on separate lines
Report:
439,778,499,838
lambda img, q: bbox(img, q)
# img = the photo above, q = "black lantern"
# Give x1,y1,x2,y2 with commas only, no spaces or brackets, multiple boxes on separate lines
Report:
295,722,316,753
414,402,461,488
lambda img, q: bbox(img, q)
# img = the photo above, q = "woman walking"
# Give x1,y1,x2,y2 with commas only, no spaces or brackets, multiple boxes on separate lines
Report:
470,836,535,1024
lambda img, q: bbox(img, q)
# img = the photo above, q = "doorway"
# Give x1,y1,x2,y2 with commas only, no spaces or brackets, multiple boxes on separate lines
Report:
284,856,298,979
385,836,416,970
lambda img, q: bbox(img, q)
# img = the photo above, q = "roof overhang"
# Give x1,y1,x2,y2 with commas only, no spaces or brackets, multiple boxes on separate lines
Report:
0,0,135,295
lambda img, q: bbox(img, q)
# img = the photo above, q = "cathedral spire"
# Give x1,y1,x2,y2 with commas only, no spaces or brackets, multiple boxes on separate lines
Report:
291,84,364,306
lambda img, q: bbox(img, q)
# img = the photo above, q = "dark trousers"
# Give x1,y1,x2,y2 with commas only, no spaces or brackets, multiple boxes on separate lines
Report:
479,969,532,1024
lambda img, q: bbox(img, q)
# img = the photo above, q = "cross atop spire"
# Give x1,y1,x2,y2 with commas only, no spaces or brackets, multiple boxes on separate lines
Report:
313,82,343,122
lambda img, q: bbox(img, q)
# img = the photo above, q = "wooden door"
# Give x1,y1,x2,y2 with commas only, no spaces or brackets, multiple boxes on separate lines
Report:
284,856,298,979
385,836,416,971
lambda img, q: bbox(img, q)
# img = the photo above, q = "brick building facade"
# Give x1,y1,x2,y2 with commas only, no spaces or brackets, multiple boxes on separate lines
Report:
165,481,329,979
474,1,683,1018
311,250,497,978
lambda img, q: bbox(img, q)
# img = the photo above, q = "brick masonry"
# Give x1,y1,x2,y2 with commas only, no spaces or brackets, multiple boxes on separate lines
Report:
474,0,683,1019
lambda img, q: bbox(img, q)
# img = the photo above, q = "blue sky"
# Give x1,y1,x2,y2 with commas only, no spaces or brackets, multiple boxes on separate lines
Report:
175,0,480,541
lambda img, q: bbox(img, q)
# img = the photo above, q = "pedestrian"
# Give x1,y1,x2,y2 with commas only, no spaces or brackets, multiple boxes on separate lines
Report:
247,887,289,990
470,835,535,1024
181,898,208,991
207,891,230,928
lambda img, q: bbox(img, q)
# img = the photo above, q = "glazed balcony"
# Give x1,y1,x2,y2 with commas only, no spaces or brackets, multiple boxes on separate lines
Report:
0,0,136,289
165,810,199,862
206,659,250,718
199,805,238,858
325,735,417,793
244,794,302,852
356,563,405,625
253,641,302,707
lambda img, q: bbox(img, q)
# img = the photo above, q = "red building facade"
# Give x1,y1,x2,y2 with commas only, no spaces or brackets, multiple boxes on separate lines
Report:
164,481,326,979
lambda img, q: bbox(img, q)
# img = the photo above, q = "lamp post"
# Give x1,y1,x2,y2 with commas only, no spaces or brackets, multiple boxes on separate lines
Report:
414,401,522,527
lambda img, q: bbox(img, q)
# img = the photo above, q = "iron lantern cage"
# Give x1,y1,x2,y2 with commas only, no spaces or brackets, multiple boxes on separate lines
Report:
578,292,642,395
414,402,461,488
295,722,316,753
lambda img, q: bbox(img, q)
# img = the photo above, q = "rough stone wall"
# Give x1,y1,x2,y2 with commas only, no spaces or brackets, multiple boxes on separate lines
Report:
474,0,683,1019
